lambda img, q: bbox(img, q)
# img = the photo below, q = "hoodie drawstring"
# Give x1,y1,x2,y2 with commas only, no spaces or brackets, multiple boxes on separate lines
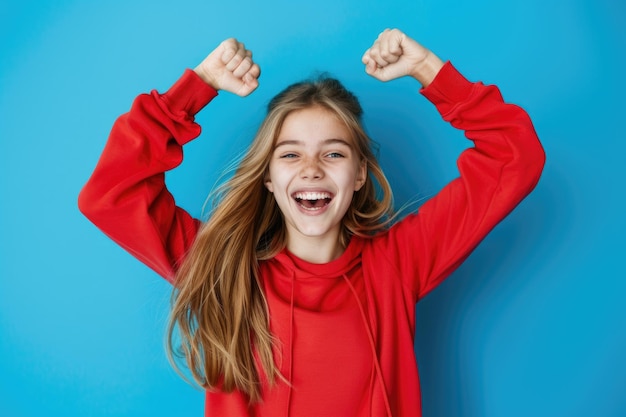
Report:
342,274,393,417
285,272,295,417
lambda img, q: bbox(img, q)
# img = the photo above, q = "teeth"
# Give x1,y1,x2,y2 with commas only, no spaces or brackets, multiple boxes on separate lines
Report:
293,192,331,201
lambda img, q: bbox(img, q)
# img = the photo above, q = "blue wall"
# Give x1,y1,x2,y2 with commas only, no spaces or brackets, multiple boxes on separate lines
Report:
1,0,624,416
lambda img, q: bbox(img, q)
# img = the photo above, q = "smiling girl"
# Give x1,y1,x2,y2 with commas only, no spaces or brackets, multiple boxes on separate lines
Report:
79,29,544,416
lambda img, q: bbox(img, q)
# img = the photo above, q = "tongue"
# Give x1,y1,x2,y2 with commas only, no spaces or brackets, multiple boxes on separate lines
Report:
301,198,329,208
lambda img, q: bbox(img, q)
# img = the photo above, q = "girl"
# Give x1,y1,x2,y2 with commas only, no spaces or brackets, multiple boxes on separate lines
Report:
79,29,545,417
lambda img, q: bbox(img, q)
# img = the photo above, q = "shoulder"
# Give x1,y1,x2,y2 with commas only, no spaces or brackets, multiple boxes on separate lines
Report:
360,213,425,271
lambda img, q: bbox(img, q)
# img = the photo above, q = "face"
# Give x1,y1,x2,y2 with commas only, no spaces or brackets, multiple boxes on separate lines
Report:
265,105,366,253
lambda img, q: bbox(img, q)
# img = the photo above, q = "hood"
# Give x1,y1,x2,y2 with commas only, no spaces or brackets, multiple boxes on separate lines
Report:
260,235,393,417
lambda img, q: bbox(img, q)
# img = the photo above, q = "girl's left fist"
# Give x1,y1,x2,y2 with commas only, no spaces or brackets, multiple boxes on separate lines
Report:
361,29,430,82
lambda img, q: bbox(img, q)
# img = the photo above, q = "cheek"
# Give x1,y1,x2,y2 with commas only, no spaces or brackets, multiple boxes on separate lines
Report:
340,166,363,189
266,167,290,196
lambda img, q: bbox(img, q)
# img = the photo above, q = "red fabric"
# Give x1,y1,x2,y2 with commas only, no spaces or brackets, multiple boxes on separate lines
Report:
79,62,545,416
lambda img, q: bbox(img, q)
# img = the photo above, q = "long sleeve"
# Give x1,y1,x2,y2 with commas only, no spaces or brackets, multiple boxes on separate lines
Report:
377,62,546,301
78,70,218,282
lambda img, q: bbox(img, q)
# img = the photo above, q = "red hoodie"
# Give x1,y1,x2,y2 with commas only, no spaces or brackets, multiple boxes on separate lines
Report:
78,62,545,416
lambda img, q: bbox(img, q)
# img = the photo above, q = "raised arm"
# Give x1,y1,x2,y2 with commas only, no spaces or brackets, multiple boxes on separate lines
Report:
364,29,546,300
78,39,260,281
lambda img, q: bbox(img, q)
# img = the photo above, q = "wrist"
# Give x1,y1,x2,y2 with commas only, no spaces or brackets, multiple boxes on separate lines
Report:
410,51,444,87
193,66,219,90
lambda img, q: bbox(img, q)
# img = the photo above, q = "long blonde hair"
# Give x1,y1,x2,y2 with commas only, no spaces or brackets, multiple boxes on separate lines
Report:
166,75,394,402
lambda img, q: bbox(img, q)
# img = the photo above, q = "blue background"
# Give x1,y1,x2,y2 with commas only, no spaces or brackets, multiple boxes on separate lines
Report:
1,0,625,416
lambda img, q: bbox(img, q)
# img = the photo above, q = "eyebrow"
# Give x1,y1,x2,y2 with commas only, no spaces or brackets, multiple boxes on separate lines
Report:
274,138,352,149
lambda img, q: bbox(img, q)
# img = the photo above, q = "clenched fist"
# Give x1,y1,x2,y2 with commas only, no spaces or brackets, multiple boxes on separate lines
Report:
194,38,261,97
362,29,443,86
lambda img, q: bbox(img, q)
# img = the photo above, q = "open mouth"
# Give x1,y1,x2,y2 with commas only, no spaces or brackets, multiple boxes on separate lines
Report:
292,191,333,211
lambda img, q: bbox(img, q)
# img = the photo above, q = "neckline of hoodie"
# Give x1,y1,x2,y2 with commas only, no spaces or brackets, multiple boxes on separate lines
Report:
271,236,365,279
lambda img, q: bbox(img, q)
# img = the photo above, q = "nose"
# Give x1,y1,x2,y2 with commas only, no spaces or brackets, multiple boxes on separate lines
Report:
300,157,323,180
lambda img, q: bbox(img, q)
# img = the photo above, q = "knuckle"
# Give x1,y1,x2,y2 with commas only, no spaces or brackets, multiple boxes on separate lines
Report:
241,57,253,69
231,56,242,66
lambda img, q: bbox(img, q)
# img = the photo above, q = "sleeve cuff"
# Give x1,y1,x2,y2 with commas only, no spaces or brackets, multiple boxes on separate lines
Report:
420,61,475,116
161,69,219,116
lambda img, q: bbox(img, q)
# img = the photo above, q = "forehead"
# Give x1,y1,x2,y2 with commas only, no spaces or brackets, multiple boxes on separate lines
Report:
276,106,353,144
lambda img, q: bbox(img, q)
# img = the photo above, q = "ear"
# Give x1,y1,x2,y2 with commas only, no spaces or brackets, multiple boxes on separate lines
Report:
265,176,274,193
354,160,367,191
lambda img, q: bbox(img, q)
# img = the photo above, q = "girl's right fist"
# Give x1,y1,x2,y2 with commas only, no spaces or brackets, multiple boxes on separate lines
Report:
194,38,260,97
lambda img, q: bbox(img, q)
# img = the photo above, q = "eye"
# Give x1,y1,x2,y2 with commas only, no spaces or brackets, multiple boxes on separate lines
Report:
326,152,345,158
279,152,298,159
